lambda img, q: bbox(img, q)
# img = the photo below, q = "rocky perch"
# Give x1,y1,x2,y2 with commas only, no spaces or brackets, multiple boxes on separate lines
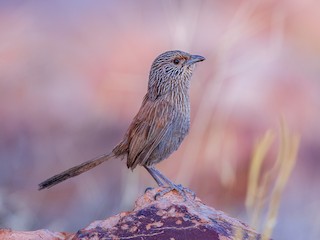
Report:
1,188,264,240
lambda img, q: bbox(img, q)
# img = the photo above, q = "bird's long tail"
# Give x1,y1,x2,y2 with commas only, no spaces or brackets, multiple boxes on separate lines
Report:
38,152,114,190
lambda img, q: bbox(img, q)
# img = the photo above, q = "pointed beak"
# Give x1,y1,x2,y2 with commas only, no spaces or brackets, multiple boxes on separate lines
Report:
186,54,205,65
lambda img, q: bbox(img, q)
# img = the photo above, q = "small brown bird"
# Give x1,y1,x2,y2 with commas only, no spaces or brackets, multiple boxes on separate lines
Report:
39,50,205,196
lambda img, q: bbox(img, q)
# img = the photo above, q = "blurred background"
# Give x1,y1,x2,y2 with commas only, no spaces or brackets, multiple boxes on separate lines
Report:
0,0,319,239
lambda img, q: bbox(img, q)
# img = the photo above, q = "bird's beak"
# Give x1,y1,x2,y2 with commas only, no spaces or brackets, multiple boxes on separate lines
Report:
186,55,205,65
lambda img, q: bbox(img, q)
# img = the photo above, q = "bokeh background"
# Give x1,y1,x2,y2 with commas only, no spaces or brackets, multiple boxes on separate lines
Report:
1,0,319,239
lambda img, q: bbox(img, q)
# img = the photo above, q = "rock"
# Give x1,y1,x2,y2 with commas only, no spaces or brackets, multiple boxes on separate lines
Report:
0,188,264,240
74,187,262,240
0,228,73,240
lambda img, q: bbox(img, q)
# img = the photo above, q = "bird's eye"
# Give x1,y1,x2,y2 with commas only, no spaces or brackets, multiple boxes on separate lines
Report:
173,58,180,65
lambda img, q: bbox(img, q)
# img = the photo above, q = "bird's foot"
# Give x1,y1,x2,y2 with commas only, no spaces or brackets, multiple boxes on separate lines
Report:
154,184,195,201
144,186,154,193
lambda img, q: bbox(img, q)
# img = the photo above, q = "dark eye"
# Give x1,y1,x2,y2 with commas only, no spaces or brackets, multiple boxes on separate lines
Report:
173,58,180,65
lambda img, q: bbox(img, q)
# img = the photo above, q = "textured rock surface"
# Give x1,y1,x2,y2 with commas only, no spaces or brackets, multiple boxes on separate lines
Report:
0,188,263,239
0,228,73,240
74,188,262,240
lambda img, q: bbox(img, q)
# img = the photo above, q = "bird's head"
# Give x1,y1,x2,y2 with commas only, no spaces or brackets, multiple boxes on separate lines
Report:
148,50,205,98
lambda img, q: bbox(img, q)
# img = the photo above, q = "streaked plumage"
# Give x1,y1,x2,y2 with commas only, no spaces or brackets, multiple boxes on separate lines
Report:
39,50,205,192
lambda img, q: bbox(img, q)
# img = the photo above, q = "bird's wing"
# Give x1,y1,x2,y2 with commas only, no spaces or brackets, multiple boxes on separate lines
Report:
138,120,172,166
126,99,173,169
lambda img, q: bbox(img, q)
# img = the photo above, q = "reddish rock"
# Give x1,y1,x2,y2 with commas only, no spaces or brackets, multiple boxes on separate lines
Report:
74,188,262,240
0,228,73,240
0,188,263,240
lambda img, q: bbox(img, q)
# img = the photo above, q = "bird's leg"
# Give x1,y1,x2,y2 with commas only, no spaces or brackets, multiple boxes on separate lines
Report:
144,166,165,187
148,166,195,200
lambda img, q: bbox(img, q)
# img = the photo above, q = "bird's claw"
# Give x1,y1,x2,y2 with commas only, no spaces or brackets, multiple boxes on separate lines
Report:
177,184,196,199
144,187,154,193
154,184,196,201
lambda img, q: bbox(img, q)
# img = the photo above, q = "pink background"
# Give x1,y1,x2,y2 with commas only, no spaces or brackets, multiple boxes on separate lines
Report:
0,1,319,239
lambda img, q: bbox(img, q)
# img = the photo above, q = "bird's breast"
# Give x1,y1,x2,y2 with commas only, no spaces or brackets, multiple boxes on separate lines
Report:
164,87,190,116
163,89,191,140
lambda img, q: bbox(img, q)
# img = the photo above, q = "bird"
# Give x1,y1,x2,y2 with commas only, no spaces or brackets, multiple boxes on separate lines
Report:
38,50,205,197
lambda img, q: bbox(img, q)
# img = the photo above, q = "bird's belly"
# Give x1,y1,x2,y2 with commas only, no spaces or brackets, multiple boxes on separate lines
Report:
146,114,190,166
